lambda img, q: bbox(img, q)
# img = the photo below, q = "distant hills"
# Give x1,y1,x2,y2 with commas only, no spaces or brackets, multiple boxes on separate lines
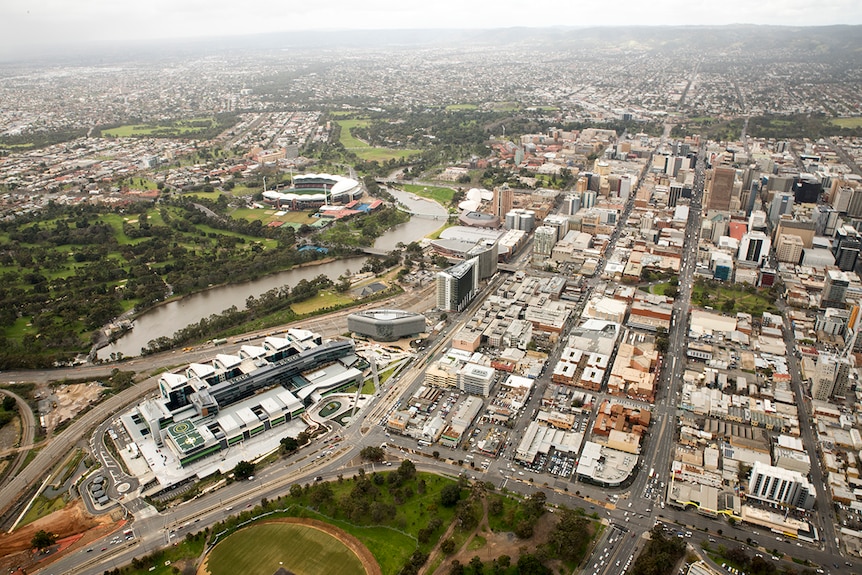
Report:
6,24,862,66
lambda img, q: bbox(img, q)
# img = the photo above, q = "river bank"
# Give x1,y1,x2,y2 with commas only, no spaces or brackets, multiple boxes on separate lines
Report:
88,253,354,361
95,188,448,360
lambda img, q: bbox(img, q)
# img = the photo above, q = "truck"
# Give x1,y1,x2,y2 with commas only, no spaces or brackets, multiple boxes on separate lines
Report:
212,338,228,346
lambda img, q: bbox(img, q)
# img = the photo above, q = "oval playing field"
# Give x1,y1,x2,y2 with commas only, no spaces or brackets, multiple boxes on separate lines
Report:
201,519,377,575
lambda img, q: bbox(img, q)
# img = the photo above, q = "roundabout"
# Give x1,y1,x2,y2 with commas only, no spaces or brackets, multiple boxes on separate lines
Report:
198,518,380,575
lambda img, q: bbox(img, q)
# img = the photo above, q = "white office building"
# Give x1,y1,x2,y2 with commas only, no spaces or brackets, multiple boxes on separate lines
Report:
747,461,815,509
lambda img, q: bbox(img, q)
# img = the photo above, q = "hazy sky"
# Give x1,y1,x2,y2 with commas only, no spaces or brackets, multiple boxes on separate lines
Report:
2,0,861,54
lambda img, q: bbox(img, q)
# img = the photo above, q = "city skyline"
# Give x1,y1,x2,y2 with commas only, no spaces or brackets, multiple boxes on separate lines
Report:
2,0,862,56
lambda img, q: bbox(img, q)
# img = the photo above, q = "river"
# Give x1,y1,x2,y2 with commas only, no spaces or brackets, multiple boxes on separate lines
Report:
96,188,448,359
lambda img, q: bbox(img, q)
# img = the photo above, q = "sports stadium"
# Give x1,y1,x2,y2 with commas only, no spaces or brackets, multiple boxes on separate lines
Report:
262,173,363,210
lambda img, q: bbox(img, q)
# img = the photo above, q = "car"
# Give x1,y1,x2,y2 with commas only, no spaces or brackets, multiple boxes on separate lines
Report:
101,547,107,551
86,548,93,553
315,476,323,481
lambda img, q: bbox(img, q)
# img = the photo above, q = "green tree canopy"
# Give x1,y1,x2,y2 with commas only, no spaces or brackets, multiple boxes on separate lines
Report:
31,529,56,550
233,460,255,480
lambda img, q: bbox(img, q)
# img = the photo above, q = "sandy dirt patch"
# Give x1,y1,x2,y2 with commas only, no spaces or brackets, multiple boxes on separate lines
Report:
43,382,104,431
0,499,121,573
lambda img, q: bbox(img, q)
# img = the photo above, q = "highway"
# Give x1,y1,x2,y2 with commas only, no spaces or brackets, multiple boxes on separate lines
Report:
0,389,36,491
0,283,435,522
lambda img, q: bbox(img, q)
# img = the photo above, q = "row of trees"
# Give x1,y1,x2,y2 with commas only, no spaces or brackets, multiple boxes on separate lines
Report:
628,526,686,575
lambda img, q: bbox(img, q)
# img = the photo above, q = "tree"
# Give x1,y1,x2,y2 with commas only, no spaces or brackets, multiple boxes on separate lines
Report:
296,430,311,446
2,395,16,412
515,520,534,539
280,436,299,454
493,555,510,574
440,483,462,507
360,446,385,462
397,458,416,480
469,555,484,575
515,554,551,575
32,529,56,550
233,460,254,480
441,538,456,554
548,508,590,561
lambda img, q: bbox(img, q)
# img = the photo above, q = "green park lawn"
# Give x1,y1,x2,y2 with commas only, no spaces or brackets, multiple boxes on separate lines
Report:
400,183,456,205
830,117,862,128
336,119,421,162
102,117,218,138
691,283,778,316
207,523,365,575
291,291,353,315
230,206,313,224
337,119,372,148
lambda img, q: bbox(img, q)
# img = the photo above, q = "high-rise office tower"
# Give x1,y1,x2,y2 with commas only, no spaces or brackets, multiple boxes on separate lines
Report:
769,192,794,226
492,186,514,220
707,167,736,211
738,231,771,266
833,225,861,272
821,269,850,309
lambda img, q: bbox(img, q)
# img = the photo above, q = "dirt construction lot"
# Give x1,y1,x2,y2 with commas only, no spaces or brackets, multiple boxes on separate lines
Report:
0,500,121,573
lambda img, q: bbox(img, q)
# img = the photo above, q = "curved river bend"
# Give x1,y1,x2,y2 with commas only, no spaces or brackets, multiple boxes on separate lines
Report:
97,189,448,359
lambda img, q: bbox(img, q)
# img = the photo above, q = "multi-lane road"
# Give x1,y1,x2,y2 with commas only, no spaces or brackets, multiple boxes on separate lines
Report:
6,147,859,574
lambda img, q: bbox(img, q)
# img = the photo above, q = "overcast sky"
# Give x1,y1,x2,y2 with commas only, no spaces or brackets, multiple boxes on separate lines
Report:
2,0,861,55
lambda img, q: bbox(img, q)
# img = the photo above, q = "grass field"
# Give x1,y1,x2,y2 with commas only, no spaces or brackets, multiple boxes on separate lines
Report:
335,119,421,162
291,290,353,315
445,104,478,111
337,119,372,148
207,523,366,575
650,282,672,296
400,183,456,205
830,117,862,128
19,495,66,527
691,282,778,316
230,206,315,227
102,117,218,138
183,190,221,201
